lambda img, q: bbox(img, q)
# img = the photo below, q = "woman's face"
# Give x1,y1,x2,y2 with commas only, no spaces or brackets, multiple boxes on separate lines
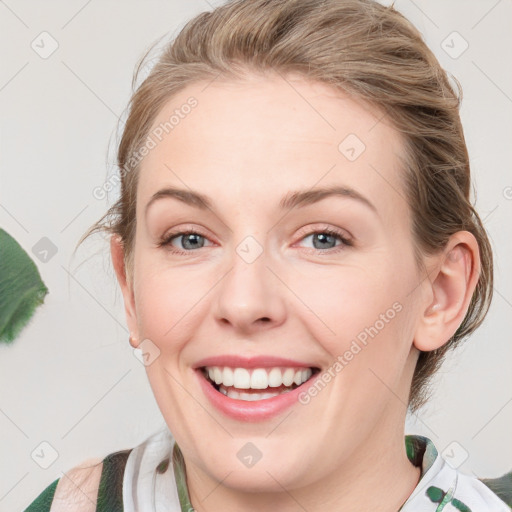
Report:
120,73,430,492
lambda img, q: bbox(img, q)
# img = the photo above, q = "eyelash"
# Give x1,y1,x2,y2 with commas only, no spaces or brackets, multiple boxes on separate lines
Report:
157,226,353,256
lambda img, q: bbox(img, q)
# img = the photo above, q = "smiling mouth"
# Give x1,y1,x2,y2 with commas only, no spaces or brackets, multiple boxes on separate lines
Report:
200,365,320,401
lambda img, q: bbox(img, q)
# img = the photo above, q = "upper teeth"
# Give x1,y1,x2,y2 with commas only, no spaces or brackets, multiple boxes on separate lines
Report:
205,366,313,389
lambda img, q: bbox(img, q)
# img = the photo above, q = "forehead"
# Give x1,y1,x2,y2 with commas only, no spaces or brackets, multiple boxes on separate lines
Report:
138,73,409,226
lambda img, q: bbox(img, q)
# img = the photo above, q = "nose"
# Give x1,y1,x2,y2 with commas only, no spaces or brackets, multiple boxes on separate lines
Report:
212,239,286,335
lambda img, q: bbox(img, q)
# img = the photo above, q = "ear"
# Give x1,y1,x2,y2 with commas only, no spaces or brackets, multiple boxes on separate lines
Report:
110,234,139,348
413,231,481,352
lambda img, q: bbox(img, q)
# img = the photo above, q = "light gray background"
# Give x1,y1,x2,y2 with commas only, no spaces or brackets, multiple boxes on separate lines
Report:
1,1,511,510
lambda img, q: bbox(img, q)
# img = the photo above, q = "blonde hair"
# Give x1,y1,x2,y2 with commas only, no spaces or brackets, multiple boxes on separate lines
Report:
79,0,493,412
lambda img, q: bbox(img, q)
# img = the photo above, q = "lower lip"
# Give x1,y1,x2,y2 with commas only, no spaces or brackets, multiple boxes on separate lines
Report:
195,369,320,422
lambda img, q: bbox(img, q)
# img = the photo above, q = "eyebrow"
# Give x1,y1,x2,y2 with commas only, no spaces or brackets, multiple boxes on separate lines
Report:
145,185,378,215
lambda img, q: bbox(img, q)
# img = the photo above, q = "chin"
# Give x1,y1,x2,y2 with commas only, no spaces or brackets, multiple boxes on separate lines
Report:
218,468,303,493
203,449,313,493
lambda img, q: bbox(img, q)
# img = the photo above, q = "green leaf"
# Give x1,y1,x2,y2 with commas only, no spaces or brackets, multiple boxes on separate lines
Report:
0,228,49,344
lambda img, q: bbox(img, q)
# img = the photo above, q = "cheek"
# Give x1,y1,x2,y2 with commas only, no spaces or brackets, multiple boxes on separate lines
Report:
293,265,404,348
133,251,225,355
293,263,417,408
133,261,202,343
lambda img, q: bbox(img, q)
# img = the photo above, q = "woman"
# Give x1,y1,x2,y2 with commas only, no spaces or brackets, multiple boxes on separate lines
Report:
25,0,511,510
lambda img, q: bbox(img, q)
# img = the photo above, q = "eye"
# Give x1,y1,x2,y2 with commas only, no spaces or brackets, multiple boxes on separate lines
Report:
296,227,353,253
158,226,353,255
158,230,214,255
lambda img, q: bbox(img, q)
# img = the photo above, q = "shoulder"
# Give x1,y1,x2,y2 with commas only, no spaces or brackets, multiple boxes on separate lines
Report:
479,470,512,509
24,450,132,512
403,436,512,511
434,469,512,511
54,457,104,511
24,457,102,512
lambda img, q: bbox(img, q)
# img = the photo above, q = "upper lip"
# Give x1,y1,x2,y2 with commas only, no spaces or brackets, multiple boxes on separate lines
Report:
193,355,318,370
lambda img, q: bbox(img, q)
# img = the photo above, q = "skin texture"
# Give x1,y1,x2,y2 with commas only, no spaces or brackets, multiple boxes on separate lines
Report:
111,72,480,512
53,458,103,512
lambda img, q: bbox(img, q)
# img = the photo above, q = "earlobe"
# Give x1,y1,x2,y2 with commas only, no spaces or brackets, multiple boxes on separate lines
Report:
110,234,139,341
129,332,140,349
413,231,481,352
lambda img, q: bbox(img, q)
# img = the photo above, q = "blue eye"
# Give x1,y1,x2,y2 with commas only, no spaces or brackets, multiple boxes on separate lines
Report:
159,231,211,254
158,227,353,255
298,229,352,251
